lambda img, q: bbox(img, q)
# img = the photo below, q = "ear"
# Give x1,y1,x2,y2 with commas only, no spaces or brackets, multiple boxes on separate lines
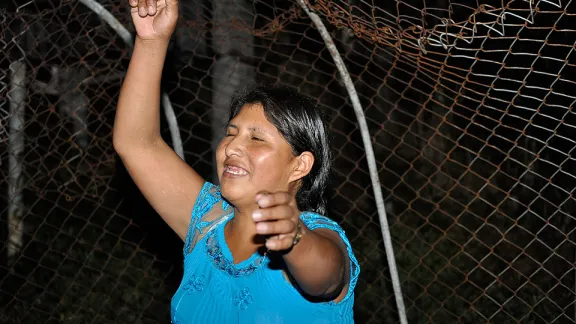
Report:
289,151,315,183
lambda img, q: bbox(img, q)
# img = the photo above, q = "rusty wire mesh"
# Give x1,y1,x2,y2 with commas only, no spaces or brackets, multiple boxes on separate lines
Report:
1,0,575,323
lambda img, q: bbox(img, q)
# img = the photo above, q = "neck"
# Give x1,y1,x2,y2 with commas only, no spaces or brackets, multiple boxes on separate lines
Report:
226,205,262,250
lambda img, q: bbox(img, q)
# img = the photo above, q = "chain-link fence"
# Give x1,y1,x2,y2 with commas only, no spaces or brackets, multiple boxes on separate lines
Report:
1,0,575,323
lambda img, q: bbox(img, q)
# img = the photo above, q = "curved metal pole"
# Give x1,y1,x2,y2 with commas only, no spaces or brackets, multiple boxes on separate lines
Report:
78,0,184,160
296,1,408,323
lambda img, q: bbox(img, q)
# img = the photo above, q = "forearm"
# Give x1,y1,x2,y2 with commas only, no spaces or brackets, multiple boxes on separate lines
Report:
113,38,170,152
282,225,347,299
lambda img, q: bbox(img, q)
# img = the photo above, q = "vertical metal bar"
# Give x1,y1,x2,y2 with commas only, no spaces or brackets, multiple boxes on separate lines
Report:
8,60,27,263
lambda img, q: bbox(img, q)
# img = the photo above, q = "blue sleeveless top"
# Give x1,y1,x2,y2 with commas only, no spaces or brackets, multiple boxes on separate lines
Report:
170,182,360,323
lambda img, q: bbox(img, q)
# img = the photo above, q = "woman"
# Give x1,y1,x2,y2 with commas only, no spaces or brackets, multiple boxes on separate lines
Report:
114,0,360,322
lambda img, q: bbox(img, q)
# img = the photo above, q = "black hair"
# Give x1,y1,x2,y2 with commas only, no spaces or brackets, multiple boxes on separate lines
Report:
227,84,332,215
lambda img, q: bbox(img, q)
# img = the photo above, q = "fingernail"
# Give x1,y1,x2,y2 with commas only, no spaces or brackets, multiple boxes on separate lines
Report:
149,5,154,13
266,241,276,249
257,197,269,207
252,211,262,221
256,223,267,233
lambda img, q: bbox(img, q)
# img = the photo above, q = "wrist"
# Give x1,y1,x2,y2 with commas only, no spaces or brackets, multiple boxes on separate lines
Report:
281,221,312,259
135,36,170,48
292,219,304,246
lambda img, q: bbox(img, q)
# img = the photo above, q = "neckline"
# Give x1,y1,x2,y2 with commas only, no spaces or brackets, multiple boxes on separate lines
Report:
205,214,268,277
218,216,261,268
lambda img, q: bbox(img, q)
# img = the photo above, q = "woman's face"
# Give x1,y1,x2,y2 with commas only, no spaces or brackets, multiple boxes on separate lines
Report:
216,103,299,208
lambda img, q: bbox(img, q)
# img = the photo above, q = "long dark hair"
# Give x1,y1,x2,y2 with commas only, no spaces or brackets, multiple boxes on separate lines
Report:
227,84,332,215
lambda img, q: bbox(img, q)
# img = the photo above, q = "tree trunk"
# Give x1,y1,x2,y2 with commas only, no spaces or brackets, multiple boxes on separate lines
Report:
177,0,208,55
58,67,90,151
211,0,254,183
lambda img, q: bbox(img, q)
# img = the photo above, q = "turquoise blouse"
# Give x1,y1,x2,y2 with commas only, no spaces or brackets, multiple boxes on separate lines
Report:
170,182,360,323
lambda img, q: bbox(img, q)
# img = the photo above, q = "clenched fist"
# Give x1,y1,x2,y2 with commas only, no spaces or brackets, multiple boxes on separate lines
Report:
252,192,305,251
129,0,178,41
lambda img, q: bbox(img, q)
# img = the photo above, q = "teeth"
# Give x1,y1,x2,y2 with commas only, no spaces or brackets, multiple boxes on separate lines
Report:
225,165,248,175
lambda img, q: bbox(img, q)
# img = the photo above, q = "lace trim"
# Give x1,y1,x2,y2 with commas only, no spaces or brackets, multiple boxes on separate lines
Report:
300,212,360,304
184,182,232,256
205,224,268,277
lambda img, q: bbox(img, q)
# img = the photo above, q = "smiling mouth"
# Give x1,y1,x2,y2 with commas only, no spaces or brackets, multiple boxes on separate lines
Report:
224,165,249,176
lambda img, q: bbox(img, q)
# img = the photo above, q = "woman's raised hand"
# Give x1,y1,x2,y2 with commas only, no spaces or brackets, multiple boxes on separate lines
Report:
129,0,178,41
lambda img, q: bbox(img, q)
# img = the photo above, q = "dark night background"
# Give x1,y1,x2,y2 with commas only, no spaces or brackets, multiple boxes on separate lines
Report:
1,0,575,323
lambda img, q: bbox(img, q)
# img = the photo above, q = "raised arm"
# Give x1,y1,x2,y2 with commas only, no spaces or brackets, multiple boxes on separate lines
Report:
114,0,204,240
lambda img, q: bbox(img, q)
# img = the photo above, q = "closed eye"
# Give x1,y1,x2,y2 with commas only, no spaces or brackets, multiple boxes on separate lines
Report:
251,136,264,141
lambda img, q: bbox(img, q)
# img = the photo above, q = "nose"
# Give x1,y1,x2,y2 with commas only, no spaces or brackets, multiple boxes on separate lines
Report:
224,135,243,157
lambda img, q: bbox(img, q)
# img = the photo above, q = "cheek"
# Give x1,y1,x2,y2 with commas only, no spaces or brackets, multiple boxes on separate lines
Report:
216,139,228,157
215,140,228,168
251,150,291,180
250,149,273,167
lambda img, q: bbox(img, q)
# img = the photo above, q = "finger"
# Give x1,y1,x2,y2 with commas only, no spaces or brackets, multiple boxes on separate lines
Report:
252,205,293,222
146,0,157,15
137,0,147,17
129,0,138,8
256,192,292,208
255,219,296,236
266,235,294,251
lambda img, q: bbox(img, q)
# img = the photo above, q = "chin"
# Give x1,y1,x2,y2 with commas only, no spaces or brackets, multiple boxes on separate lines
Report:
219,179,251,205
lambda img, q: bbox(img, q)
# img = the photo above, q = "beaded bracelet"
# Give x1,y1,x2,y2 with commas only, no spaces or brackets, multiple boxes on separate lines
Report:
292,220,303,246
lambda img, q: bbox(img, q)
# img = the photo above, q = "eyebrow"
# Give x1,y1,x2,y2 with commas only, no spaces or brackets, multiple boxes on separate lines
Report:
227,124,271,135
